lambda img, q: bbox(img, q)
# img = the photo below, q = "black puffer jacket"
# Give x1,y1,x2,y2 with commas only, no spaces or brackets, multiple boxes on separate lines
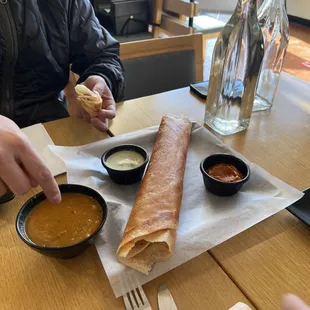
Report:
0,0,124,128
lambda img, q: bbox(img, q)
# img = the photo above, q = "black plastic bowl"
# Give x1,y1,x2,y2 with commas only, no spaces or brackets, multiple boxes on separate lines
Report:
0,190,15,204
16,184,108,259
200,154,250,196
101,144,149,185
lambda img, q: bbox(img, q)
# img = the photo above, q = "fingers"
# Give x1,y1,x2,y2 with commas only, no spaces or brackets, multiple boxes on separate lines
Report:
82,76,107,96
21,146,61,204
281,294,310,310
90,118,108,132
90,109,113,132
98,109,115,120
23,167,39,188
0,157,31,196
92,84,108,97
81,76,116,130
100,96,116,118
81,109,91,122
0,117,60,202
0,157,38,197
0,178,8,196
29,176,39,188
83,75,112,99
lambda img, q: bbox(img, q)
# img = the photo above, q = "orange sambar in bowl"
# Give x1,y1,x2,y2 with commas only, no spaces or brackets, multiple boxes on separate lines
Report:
26,193,103,247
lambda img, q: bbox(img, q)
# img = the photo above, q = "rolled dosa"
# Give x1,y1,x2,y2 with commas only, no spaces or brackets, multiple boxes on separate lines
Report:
117,115,192,274
75,84,102,117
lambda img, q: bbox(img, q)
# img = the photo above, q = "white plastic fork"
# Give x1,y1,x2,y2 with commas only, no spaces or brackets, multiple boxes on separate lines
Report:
123,286,152,310
121,274,152,310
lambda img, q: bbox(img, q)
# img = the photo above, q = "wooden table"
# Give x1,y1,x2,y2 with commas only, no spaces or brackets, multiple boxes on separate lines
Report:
1,73,309,309
0,120,253,309
210,73,310,309
108,73,310,309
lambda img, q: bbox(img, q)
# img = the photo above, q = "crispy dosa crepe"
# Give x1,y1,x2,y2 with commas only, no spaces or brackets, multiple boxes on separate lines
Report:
117,115,192,274
75,84,102,117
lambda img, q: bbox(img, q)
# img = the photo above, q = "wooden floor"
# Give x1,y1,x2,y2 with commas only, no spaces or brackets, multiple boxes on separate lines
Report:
284,23,310,82
204,22,310,83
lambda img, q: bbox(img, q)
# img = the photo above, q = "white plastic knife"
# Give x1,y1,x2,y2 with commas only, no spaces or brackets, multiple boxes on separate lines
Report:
229,302,253,310
158,284,178,310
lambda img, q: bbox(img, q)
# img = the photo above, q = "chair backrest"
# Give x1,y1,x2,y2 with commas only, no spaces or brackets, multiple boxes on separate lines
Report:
120,33,203,101
152,0,199,37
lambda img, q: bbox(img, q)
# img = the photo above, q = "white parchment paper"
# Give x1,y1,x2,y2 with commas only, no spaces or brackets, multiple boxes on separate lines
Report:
50,123,303,297
22,123,66,177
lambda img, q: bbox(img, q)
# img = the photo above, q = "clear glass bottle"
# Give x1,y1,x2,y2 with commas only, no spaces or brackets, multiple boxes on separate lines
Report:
204,0,264,136
253,0,289,111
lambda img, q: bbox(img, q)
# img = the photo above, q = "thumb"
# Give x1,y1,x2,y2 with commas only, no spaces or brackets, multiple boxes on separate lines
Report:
281,294,310,310
91,81,108,97
92,89,102,97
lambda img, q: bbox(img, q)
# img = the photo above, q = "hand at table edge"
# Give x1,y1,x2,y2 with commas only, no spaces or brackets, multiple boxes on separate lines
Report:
281,294,310,310
0,116,61,203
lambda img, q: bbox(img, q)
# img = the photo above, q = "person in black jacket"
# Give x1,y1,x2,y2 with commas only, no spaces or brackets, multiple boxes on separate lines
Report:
0,0,124,203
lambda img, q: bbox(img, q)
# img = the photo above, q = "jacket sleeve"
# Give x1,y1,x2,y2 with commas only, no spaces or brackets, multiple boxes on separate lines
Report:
69,0,124,102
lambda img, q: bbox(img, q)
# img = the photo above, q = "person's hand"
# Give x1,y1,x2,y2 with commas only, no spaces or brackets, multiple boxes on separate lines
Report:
281,294,310,310
0,116,61,203
66,75,116,132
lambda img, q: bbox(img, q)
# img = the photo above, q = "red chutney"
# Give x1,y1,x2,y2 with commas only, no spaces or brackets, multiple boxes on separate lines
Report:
207,163,244,183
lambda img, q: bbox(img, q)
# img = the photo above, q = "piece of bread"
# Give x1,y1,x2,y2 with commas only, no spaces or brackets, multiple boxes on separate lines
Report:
117,116,192,274
75,84,102,117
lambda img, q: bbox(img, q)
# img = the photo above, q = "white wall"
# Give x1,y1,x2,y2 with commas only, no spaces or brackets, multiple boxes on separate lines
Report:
287,0,310,20
198,0,264,12
199,0,310,20
198,0,237,12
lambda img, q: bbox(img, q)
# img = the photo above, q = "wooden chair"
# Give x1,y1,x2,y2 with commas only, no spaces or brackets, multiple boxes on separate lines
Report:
67,34,203,101
120,33,203,100
151,1,227,60
194,11,232,59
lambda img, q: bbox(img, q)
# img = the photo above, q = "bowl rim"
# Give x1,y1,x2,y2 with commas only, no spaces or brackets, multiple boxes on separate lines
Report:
101,144,149,173
15,184,108,251
200,153,250,185
0,190,15,204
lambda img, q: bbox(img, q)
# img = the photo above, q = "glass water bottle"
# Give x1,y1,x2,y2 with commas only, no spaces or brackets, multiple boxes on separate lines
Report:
204,0,264,136
253,0,289,111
